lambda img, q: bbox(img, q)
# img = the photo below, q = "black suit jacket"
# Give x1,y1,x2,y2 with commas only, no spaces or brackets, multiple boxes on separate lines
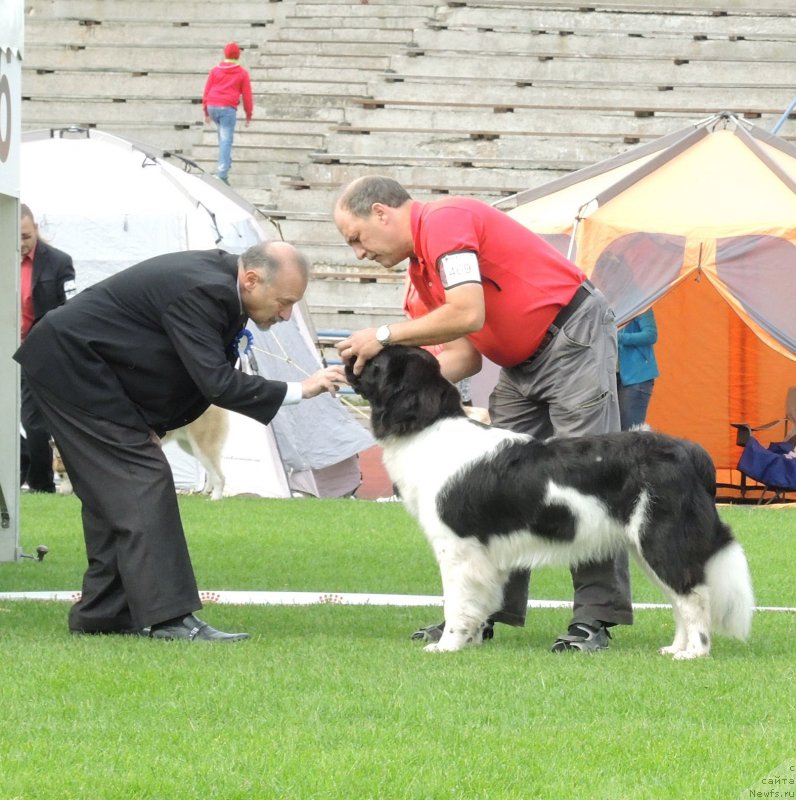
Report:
15,249,287,436
30,239,75,323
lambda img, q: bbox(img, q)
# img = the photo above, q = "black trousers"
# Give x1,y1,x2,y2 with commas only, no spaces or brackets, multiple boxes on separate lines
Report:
25,375,202,631
20,374,55,492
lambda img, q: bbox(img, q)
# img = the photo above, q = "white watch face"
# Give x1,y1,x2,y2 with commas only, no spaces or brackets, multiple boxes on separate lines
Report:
377,325,391,345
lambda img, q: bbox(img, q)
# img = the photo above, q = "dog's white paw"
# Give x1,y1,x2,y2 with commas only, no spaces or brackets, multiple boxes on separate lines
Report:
672,648,710,661
658,645,679,656
424,637,467,653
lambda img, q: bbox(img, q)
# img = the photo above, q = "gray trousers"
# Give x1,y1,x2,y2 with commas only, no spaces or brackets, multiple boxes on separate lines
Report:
25,376,201,631
488,285,633,629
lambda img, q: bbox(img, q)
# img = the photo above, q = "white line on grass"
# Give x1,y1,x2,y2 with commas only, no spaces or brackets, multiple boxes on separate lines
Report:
0,590,794,613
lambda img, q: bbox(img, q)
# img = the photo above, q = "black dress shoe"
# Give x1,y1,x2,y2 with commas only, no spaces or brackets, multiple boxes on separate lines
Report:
149,614,249,642
70,627,151,637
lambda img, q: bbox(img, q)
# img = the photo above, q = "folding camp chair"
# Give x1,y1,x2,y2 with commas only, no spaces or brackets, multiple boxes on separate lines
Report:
730,387,796,503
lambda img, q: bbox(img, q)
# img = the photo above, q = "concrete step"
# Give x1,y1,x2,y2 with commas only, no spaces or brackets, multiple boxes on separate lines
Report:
266,39,412,57
29,0,278,23
197,127,324,148
286,240,368,270
317,128,655,163
336,107,712,137
354,81,795,117
244,79,372,97
25,19,274,47
245,104,344,123
303,279,406,330
306,149,585,173
196,134,326,158
192,167,305,189
296,161,549,192
23,71,207,100
250,65,387,82
435,4,796,36
27,49,387,79
23,45,257,72
385,52,796,86
251,53,392,70
22,98,200,125
411,27,796,60
286,4,435,20
201,119,335,138
255,93,355,111
273,26,415,43
282,15,426,30
445,0,794,15
191,141,318,163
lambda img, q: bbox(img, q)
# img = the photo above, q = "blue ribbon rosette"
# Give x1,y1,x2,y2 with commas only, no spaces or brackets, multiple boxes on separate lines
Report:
232,328,259,375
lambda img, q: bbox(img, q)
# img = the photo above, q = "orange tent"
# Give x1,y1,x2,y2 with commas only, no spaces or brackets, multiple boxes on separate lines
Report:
496,112,796,498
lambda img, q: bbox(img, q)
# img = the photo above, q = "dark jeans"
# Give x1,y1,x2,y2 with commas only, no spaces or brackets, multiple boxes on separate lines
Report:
618,378,655,431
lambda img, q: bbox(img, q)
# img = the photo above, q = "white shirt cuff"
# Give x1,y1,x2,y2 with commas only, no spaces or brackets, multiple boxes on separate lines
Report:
282,382,303,405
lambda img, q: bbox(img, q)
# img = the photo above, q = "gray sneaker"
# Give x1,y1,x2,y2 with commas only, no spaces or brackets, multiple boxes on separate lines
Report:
551,623,611,653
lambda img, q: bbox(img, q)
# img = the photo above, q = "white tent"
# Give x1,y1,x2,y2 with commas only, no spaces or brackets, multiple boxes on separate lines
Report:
21,127,373,498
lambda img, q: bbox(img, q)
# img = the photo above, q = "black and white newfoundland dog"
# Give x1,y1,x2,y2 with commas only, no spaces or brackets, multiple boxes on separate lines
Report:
348,346,754,659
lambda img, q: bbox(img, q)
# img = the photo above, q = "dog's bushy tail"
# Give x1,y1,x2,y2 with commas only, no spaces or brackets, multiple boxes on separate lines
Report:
705,538,754,641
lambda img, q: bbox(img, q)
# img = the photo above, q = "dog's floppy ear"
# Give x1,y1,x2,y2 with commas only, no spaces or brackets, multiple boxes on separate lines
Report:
364,346,464,438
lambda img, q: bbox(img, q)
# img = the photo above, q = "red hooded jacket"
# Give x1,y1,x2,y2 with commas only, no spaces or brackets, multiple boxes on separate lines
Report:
203,61,253,121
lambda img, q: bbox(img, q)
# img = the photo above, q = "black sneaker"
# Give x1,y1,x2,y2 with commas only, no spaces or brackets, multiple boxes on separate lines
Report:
551,622,611,653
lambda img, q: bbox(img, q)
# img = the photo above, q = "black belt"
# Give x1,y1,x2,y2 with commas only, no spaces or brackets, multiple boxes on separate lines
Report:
524,280,594,364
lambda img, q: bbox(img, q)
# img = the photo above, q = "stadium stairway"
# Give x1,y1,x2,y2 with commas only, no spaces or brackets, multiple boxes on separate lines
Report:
21,0,796,330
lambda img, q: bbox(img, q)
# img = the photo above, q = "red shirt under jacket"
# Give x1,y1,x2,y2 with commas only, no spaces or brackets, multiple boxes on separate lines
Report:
20,248,35,340
407,198,585,367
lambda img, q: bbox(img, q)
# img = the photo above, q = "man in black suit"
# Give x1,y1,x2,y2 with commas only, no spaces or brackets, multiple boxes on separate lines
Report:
14,241,345,641
19,204,76,492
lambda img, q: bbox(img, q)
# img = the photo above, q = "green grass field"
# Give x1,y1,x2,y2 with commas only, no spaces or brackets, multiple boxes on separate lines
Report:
1,495,794,800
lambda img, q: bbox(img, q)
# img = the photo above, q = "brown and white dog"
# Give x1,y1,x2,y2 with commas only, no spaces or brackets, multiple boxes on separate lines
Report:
53,405,229,500
347,345,755,659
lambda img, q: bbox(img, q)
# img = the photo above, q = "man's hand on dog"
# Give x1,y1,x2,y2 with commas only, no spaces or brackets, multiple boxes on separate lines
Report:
301,365,348,399
335,328,382,376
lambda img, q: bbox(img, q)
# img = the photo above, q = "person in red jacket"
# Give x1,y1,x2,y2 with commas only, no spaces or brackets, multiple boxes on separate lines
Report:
202,42,253,184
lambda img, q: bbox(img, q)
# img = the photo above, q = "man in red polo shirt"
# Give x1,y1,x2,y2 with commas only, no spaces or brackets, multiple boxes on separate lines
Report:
334,175,632,653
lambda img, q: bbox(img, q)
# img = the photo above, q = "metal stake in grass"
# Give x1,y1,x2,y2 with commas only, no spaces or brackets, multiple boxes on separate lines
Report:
19,545,49,562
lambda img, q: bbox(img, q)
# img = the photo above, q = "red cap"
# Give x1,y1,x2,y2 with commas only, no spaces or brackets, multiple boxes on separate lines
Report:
224,42,241,60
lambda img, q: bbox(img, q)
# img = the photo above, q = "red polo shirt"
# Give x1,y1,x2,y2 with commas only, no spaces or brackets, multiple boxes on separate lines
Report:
407,198,585,367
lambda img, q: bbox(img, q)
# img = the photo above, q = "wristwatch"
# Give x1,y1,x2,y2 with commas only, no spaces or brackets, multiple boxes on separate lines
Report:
375,324,392,347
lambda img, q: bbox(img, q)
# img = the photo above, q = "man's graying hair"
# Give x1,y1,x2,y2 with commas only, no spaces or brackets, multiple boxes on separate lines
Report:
337,176,412,218
240,242,309,282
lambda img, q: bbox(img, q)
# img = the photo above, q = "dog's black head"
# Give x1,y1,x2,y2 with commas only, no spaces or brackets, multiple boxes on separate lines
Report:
346,345,466,439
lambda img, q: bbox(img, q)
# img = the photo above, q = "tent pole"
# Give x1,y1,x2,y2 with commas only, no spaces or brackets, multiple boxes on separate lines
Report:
567,216,581,262
772,95,796,134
